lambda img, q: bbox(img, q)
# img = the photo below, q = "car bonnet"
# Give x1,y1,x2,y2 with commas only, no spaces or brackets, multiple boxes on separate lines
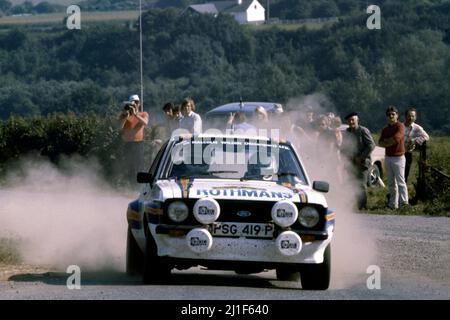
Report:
155,178,327,207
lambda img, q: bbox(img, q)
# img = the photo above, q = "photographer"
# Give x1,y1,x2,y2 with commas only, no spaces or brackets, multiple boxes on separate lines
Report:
118,94,149,185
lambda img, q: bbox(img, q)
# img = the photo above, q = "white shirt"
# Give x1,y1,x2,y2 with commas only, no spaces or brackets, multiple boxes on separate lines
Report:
404,122,429,152
179,111,202,135
227,122,256,131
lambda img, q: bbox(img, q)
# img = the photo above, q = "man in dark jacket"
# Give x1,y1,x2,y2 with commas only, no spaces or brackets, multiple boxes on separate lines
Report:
340,112,376,210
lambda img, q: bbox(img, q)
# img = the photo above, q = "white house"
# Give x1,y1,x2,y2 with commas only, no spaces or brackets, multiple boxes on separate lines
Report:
187,0,266,24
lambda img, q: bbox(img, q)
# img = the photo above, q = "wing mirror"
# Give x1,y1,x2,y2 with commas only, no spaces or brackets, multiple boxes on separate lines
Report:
313,181,329,193
137,172,154,184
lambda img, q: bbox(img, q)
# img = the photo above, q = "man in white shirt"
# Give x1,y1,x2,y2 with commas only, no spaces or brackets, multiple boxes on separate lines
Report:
404,107,429,182
227,112,256,133
179,97,202,135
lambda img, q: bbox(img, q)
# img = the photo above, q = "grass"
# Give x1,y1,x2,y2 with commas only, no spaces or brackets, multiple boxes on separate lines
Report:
246,21,334,32
365,135,450,216
0,239,21,264
0,10,140,26
9,0,80,5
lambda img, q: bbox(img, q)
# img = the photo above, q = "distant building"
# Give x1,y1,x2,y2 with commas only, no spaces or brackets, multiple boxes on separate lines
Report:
186,0,265,24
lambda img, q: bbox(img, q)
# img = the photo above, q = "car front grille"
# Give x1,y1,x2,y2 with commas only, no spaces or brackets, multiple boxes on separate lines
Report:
163,199,274,224
162,199,327,231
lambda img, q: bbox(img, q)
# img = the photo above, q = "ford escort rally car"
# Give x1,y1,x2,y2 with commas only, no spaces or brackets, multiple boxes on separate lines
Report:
126,133,335,290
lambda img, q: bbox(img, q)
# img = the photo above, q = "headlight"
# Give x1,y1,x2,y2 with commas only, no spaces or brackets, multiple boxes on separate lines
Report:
271,200,298,227
298,207,320,228
168,201,189,223
193,198,220,224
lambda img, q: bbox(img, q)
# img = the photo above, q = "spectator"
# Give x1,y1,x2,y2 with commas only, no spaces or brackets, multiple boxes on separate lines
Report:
315,115,336,145
179,97,202,135
403,107,430,182
173,105,183,122
162,102,174,121
252,105,270,130
291,105,315,141
315,114,338,159
117,94,149,185
227,112,256,132
268,104,284,131
255,105,269,123
340,112,375,210
378,106,408,209
325,112,335,121
331,116,343,147
303,105,315,125
162,102,178,135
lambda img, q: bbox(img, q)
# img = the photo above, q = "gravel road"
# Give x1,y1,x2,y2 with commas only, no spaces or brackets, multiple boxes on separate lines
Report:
0,214,449,300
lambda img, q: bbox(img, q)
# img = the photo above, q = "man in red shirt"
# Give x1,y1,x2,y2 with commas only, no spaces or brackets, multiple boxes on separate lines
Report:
378,106,408,209
118,94,149,185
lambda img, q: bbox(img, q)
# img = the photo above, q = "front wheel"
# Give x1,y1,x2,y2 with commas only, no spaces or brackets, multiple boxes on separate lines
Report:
300,244,331,290
126,226,144,275
142,235,171,284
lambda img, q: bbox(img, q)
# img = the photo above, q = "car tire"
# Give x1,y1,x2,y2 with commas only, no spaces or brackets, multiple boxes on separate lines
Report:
276,268,300,281
126,226,144,275
142,234,171,285
367,164,381,187
300,244,331,290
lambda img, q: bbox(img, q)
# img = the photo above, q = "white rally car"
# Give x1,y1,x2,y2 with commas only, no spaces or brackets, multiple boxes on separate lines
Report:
126,133,335,290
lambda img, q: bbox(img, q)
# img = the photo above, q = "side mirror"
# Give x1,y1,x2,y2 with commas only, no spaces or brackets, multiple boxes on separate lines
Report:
137,172,153,184
313,181,329,193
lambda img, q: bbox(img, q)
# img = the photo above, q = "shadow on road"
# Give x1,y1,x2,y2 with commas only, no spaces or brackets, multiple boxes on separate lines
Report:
8,270,135,286
8,269,301,290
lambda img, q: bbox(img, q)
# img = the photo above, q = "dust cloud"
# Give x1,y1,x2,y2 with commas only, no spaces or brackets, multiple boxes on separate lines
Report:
1,95,379,287
315,162,379,290
201,94,379,288
283,94,379,289
0,156,133,271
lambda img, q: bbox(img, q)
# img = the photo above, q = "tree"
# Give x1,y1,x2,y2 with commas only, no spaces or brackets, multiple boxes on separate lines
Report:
0,0,11,13
34,2,62,14
312,1,339,18
0,84,40,119
0,29,27,51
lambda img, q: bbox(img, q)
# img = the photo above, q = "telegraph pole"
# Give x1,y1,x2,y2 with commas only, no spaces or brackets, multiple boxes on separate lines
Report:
139,0,143,112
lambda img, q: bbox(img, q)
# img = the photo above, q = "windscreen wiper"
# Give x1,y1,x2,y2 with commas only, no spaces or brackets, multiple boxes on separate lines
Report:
277,172,298,177
240,174,266,181
207,170,239,174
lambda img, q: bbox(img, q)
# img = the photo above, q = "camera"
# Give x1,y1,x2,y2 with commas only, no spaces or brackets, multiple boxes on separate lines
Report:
123,102,134,112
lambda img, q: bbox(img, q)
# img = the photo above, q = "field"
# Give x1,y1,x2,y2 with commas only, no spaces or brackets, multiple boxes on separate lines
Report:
246,20,336,31
0,10,140,25
9,0,80,5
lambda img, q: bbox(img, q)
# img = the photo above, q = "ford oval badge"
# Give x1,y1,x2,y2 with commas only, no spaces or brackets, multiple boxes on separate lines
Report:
237,210,251,217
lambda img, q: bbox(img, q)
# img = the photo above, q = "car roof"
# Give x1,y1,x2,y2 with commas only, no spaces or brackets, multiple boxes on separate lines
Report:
170,132,290,145
206,102,283,116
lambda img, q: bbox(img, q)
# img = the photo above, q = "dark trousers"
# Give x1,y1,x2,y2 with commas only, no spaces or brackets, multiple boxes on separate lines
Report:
405,152,413,183
357,167,369,210
123,141,144,185
348,164,369,210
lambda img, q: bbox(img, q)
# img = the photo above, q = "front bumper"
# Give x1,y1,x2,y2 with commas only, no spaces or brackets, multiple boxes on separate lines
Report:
149,224,333,265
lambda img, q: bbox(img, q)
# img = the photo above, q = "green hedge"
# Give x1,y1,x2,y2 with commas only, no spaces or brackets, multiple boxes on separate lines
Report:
0,113,162,186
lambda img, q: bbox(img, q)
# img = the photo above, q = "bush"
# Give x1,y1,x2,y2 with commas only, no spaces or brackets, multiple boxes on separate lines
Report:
0,113,165,188
0,113,123,184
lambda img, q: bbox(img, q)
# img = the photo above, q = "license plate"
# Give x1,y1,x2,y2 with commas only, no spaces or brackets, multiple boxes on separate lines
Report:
207,222,274,238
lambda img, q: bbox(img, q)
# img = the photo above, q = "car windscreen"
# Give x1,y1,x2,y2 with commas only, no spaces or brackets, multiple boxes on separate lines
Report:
166,138,307,184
